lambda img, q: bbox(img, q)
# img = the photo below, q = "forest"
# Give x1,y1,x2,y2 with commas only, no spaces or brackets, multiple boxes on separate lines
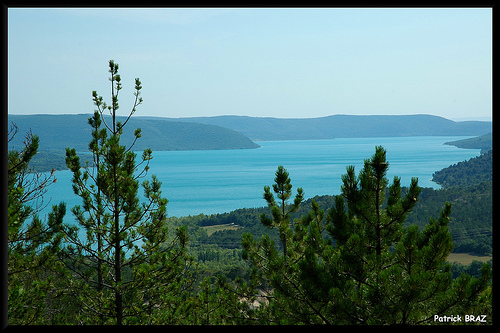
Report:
6,61,492,326
432,149,492,188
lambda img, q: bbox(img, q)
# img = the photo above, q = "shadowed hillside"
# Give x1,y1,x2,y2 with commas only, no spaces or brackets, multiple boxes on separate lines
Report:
8,114,260,152
163,114,492,141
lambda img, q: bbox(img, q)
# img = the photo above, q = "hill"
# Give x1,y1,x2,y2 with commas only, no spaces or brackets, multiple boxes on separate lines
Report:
444,132,492,154
432,150,492,188
162,114,492,141
8,114,260,153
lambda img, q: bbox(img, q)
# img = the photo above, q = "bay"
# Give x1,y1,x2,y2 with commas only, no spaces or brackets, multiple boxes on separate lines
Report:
37,136,480,222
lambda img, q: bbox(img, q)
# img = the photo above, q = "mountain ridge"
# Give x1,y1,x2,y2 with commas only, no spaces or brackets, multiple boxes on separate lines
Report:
8,114,492,151
158,114,492,141
8,114,260,152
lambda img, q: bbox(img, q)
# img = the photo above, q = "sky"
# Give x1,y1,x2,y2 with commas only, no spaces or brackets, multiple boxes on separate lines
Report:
8,7,492,121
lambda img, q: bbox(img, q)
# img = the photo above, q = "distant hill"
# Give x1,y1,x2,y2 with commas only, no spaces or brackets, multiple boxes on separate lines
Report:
8,114,260,152
444,133,492,154
161,114,492,141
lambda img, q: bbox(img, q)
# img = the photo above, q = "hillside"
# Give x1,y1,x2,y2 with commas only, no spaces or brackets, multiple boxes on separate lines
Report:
432,150,492,188
8,114,260,153
162,114,492,141
444,132,492,154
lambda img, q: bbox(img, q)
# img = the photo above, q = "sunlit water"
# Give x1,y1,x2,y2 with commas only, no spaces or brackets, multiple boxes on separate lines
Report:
36,136,480,224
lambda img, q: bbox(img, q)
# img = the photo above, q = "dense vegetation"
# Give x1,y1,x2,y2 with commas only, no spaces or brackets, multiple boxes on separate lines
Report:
166,114,492,141
427,150,493,256
7,62,492,326
432,150,492,188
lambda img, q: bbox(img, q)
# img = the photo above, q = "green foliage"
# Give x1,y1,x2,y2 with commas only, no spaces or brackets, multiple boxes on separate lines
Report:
183,160,492,258
432,150,492,188
259,165,304,261
416,149,493,256
450,259,493,279
7,123,67,324
407,182,492,255
59,60,193,325
239,146,492,325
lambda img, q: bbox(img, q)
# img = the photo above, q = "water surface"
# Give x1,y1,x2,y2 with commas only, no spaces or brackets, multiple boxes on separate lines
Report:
39,136,480,220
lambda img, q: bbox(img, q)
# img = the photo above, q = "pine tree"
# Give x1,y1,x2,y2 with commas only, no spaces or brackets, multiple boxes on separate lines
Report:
7,123,66,324
242,165,334,324
241,146,492,325
61,60,193,325
325,146,491,324
181,276,257,325
260,165,304,262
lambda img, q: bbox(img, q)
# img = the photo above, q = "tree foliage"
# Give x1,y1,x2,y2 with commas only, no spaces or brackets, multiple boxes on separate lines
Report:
7,123,66,324
60,60,193,325
241,147,492,324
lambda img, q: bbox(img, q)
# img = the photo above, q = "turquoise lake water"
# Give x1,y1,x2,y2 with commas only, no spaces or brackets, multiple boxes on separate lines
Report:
38,136,480,222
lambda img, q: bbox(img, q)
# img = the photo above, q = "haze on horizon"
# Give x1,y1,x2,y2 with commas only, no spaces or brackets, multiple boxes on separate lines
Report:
8,8,492,122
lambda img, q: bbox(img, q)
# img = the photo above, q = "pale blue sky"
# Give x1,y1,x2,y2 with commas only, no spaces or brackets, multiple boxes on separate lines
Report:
8,8,492,120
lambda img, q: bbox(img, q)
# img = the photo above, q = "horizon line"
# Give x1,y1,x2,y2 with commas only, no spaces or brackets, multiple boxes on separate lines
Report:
8,113,493,122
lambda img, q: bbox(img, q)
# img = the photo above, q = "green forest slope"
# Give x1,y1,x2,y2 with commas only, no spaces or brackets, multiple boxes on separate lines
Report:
432,150,492,188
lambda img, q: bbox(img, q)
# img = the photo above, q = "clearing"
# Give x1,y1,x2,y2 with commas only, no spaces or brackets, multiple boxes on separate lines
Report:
447,253,492,265
202,223,241,236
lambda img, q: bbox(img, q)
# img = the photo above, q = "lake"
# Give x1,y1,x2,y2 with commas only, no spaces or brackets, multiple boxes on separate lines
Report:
37,136,480,222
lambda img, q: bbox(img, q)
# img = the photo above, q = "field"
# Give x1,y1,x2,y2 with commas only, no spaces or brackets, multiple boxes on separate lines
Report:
202,223,241,236
199,224,493,265
447,253,492,265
